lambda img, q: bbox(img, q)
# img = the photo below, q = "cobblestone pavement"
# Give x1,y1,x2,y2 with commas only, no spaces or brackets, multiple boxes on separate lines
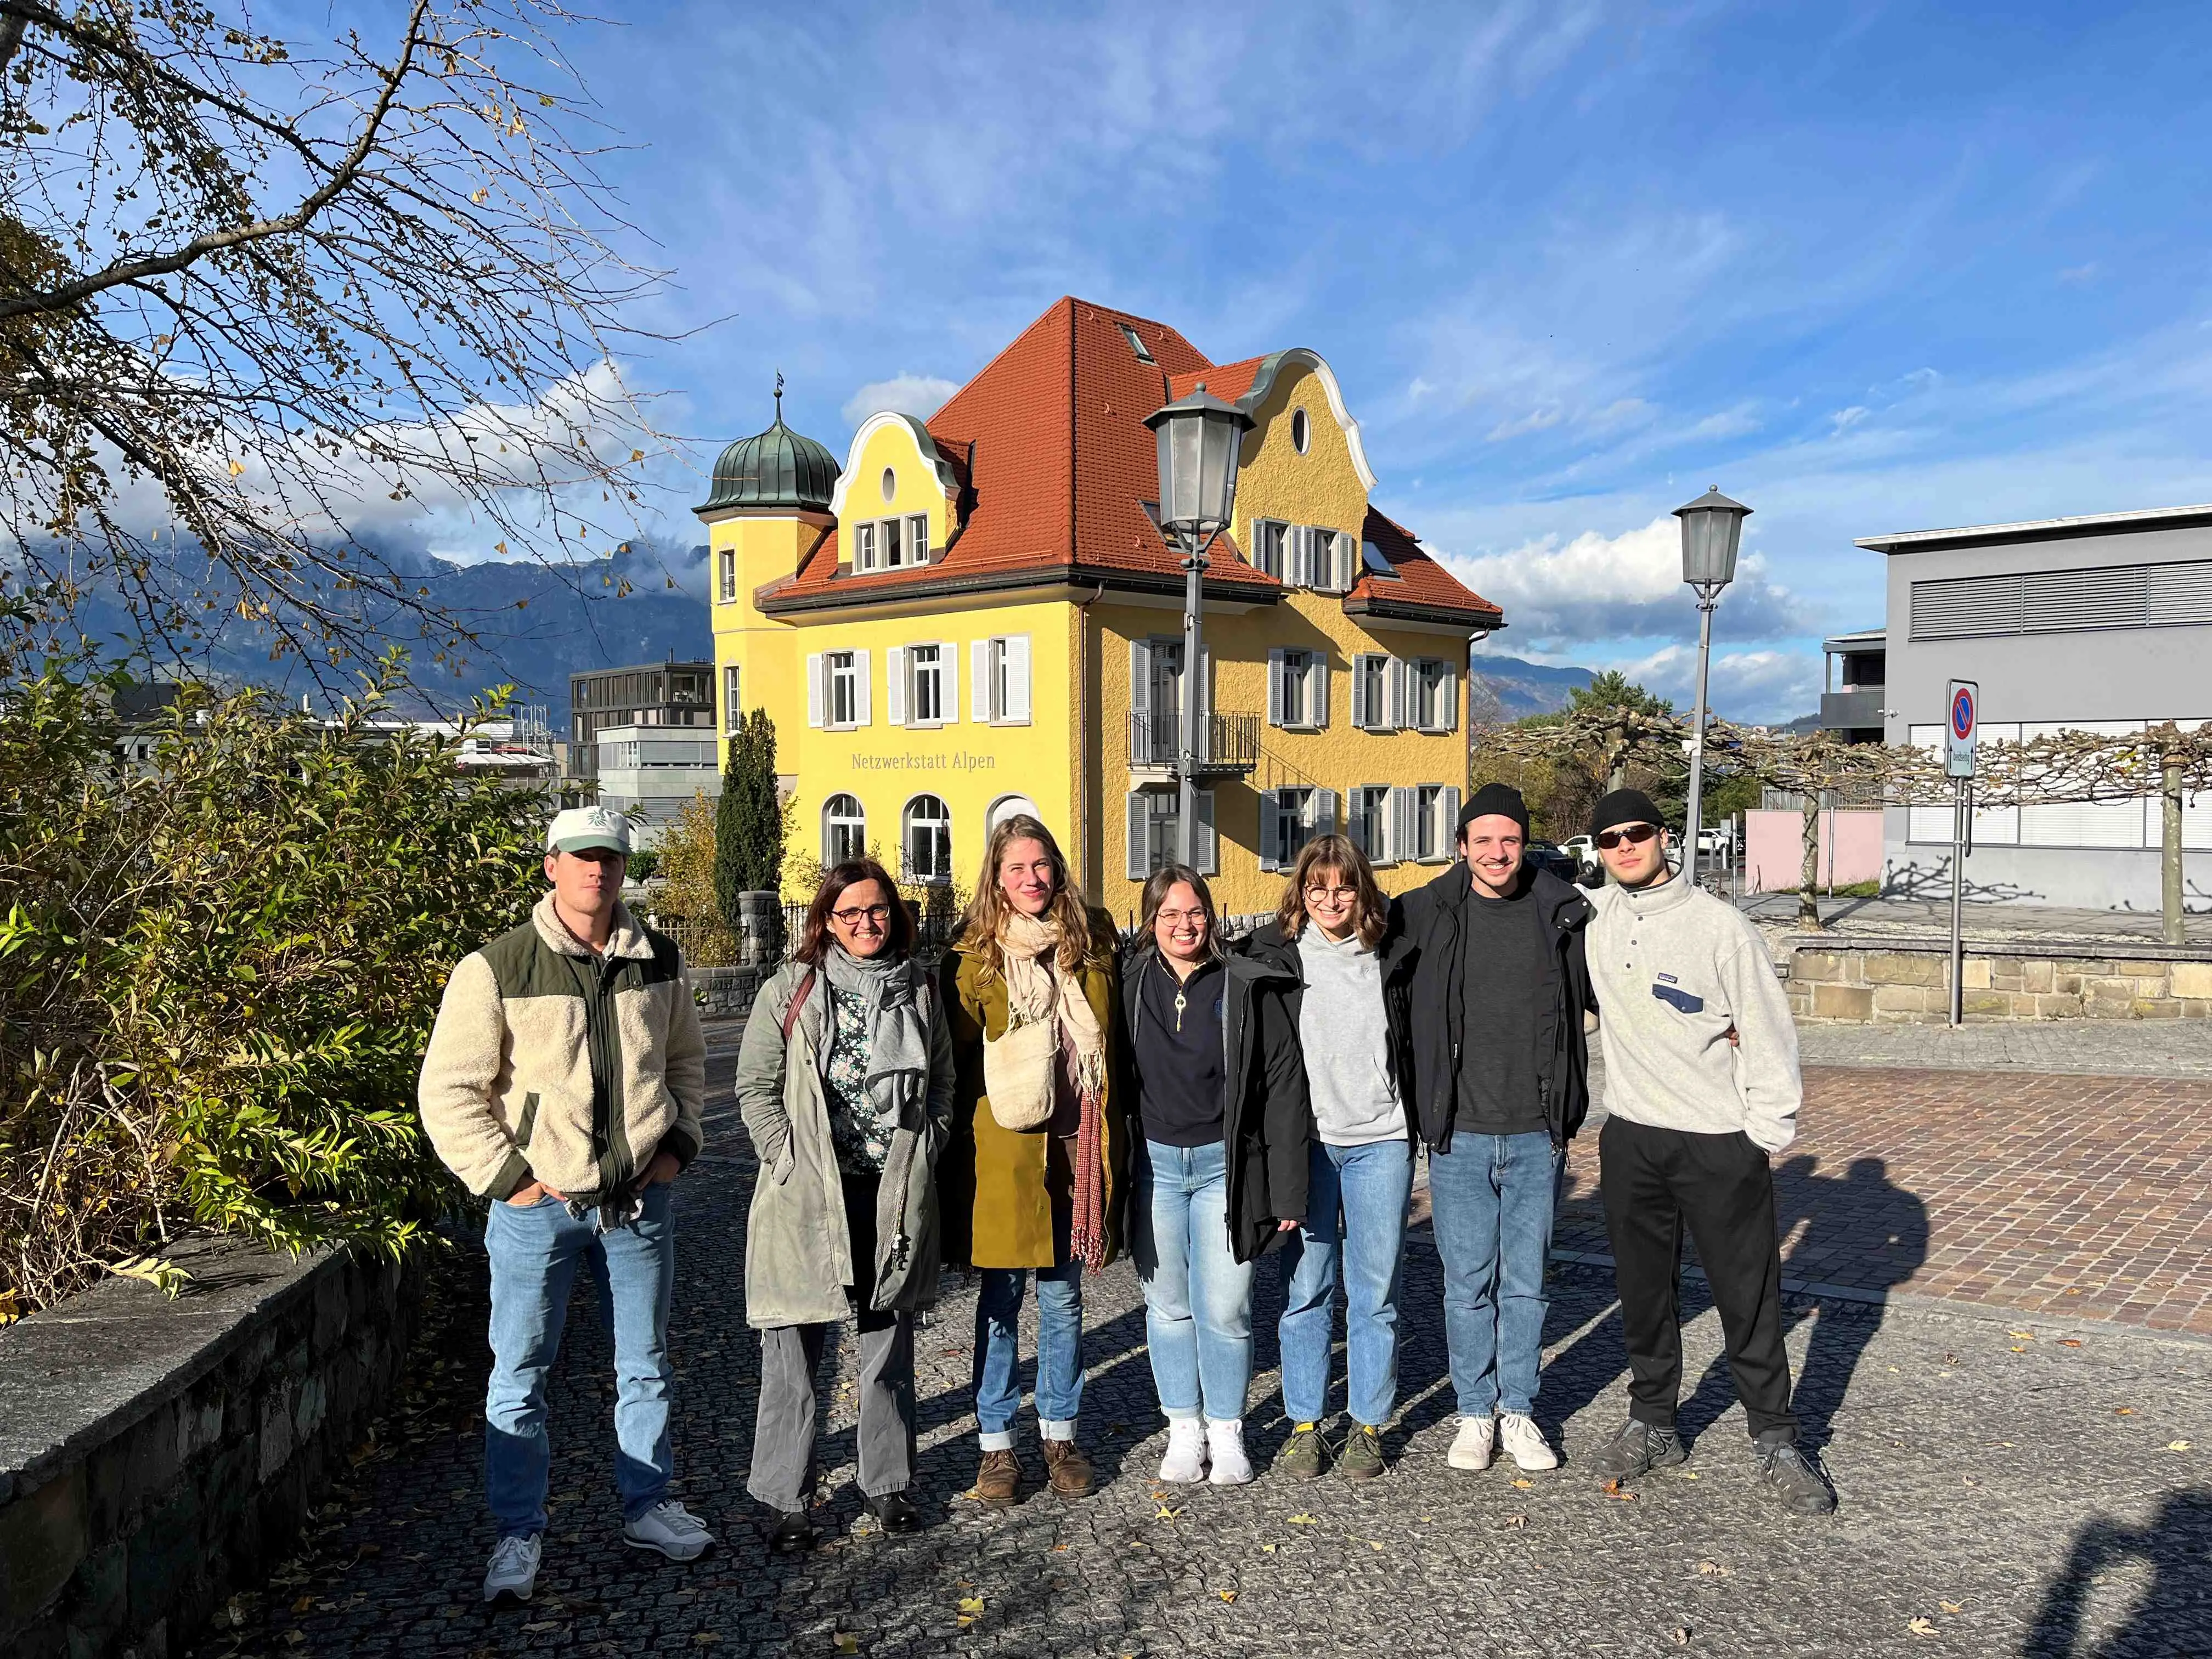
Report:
1791,1020,2212,1076
189,1026,2211,1659
1555,1068,2212,1335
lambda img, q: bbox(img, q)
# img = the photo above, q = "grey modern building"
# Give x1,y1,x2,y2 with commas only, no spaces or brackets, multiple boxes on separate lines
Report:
1858,503,2212,912
1817,627,1887,744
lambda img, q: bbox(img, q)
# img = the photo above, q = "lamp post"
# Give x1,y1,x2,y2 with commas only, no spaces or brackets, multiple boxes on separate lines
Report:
1672,486,1751,887
1145,383,1254,866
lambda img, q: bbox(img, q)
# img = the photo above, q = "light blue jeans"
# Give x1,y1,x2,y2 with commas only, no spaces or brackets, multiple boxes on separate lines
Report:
483,1182,677,1538
1427,1130,1561,1419
1277,1137,1413,1427
1131,1138,1256,1423
973,1261,1084,1448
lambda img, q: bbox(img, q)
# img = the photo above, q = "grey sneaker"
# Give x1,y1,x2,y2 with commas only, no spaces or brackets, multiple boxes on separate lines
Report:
1278,1422,1329,1480
1587,1418,1686,1481
1338,1423,1387,1482
1752,1438,1837,1515
623,1499,715,1561
482,1532,540,1603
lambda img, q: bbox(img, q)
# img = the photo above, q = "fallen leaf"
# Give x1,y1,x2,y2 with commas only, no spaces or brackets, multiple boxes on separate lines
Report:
1261,1543,1278,1553
1052,1543,1070,1553
691,1636,720,1648
835,1636,859,1655
2059,1339,2083,1348
1511,1477,1534,1490
2008,1329,2033,1339
2166,1440,2192,1452
957,1598,984,1616
2010,1345,2028,1353
1940,1601,1964,1614
1908,1617,1937,1636
1155,1505,1183,1520
1697,1560,1732,1577
1503,1514,1528,1530
2116,1407,2136,1417
1287,1513,1318,1525
292,1596,315,1614
1600,1480,1638,1502
1672,1629,1691,1647
523,1621,561,1633
1218,1590,1237,1602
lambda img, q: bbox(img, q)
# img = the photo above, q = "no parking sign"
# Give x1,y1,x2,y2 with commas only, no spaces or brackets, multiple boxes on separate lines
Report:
1945,680,1978,778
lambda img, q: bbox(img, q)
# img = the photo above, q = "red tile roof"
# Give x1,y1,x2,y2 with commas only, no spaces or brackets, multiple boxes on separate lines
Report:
757,297,1500,626
1351,509,1504,626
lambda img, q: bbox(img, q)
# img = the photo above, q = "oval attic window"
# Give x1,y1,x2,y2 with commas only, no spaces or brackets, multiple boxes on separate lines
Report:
880,465,897,503
1291,408,1311,453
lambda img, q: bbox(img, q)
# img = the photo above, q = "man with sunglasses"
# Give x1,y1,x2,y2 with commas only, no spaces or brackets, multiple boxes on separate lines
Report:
1581,789,1836,1515
1398,782,1595,1480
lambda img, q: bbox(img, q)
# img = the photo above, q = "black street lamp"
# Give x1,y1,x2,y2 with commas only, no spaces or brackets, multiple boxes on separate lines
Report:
1146,384,1254,866
1673,486,1751,885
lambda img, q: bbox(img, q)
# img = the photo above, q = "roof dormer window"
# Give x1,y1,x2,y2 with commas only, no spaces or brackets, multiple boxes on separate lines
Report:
853,512,932,573
1120,324,1155,364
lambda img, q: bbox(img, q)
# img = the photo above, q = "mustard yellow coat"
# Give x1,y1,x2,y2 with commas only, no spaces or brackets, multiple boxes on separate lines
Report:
937,926,1127,1271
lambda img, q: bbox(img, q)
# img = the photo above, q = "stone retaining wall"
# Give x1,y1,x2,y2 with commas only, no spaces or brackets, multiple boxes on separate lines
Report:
1785,936,2212,1023
0,1235,421,1658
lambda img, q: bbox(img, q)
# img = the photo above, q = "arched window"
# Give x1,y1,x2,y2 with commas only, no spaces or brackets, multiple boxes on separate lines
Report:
903,793,952,883
822,793,866,865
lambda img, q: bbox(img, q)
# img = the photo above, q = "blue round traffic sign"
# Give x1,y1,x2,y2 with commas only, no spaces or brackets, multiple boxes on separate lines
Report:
1950,686,1975,740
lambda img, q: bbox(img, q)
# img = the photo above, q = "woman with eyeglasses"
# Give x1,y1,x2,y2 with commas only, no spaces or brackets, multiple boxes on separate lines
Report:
734,858,955,1549
1243,834,1417,1481
1120,864,1306,1486
939,815,1126,1508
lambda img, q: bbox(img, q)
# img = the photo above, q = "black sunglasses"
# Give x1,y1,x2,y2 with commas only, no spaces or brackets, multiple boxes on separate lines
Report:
1595,823,1660,851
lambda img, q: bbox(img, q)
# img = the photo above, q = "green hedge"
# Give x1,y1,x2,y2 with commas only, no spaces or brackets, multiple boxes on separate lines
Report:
0,630,544,1321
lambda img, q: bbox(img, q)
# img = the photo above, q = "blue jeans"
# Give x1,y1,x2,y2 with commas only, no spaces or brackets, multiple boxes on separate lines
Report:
973,1260,1084,1448
483,1183,677,1538
1428,1131,1561,1418
1277,1138,1413,1427
1131,1138,1256,1423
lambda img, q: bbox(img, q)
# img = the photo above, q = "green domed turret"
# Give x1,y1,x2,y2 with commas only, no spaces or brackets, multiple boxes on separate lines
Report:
699,380,839,512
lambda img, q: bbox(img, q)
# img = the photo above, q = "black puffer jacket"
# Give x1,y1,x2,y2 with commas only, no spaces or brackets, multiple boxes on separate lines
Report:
1392,861,1596,1152
1119,946,1309,1264
1238,917,1418,1145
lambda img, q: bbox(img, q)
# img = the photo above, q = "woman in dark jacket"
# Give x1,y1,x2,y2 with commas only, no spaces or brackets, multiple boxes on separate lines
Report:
1244,834,1417,1483
1120,864,1307,1487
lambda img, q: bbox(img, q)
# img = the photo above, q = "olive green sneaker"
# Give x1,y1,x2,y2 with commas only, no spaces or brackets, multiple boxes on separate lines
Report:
1339,1423,1387,1482
1278,1421,1329,1480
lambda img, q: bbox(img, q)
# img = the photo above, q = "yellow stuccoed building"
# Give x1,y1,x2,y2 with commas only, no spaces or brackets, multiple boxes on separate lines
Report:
698,298,1504,923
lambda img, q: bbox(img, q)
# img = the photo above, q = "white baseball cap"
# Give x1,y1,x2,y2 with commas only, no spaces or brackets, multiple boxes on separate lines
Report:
546,805,633,856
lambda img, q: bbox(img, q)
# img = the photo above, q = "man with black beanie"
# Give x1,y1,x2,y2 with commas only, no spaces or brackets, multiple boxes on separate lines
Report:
1395,782,1594,1478
1580,789,1836,1515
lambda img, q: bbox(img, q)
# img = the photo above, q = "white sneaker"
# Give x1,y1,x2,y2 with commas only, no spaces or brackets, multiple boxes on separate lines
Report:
1500,1413,1559,1471
1206,1419,1254,1487
622,1499,715,1561
1447,1414,1498,1471
1158,1418,1208,1484
482,1533,540,1602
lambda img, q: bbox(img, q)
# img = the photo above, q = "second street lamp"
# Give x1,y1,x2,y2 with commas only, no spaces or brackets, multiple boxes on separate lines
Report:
1145,383,1254,867
1672,486,1751,887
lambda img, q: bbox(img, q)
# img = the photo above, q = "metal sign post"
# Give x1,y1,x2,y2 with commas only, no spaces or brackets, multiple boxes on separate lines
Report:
1945,680,1978,1028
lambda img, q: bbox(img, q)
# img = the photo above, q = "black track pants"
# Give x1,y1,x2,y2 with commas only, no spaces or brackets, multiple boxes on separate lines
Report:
1598,1114,1797,1442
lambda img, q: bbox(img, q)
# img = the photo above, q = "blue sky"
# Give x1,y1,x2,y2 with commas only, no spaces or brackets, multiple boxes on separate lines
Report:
431,1,2212,720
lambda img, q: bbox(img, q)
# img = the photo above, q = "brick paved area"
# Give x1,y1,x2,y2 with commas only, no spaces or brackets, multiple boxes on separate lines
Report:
182,1024,2211,1659
1556,1068,2212,1334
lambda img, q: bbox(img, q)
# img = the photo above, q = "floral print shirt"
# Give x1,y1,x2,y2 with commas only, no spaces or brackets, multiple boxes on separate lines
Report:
822,986,891,1174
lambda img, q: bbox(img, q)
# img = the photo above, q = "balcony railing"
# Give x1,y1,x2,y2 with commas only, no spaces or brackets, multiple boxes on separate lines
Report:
1818,687,1885,731
1127,711,1260,780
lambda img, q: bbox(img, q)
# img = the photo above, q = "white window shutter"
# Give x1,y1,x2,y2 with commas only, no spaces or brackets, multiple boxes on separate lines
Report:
937,641,958,724
1267,648,1285,726
1195,789,1218,876
1392,787,1417,864
1259,790,1282,871
1389,658,1409,729
1316,788,1338,839
1442,664,1459,732
1125,793,1150,880
1348,793,1371,856
885,646,907,727
1128,637,1152,720
1197,645,1212,714
853,647,872,726
971,640,993,723
1312,654,1329,728
806,653,825,728
1002,635,1031,722
1442,786,1462,858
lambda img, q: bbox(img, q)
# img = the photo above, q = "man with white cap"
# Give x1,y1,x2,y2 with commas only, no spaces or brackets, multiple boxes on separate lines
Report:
420,804,714,1601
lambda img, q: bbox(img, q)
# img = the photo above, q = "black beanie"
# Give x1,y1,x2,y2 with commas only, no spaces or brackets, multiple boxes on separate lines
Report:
1458,782,1531,839
1589,788,1664,838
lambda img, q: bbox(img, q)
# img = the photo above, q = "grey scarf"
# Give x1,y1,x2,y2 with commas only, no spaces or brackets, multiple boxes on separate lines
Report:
822,944,929,1132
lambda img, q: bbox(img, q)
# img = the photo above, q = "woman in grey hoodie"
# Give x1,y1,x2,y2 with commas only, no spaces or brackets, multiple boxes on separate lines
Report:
1242,835,1417,1482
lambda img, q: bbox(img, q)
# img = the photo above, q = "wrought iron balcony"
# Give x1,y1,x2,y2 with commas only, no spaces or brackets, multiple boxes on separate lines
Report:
1127,711,1260,786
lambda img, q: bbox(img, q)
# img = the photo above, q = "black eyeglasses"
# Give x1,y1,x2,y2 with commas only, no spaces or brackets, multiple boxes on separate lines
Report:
1594,823,1660,851
830,904,893,927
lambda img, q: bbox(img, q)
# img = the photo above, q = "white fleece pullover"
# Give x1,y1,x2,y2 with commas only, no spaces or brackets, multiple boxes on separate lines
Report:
1295,929,1404,1148
1586,876,1802,1154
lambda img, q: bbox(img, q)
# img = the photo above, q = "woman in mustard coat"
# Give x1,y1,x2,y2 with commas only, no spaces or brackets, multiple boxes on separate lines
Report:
939,814,1126,1509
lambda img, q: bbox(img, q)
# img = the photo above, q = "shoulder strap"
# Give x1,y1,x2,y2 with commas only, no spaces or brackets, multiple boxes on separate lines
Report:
780,969,817,1042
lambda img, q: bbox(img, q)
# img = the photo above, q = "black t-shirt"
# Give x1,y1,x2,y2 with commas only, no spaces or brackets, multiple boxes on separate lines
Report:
1133,954,1227,1147
1453,873,1554,1138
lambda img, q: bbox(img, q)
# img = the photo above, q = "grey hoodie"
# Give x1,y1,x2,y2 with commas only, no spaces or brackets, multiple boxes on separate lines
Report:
1586,876,1801,1154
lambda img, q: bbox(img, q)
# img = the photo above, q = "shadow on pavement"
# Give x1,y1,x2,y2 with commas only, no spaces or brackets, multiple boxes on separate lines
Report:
2024,1489,2212,1657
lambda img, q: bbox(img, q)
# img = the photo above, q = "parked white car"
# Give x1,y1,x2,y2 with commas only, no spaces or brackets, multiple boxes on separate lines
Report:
1559,834,1603,879
1695,822,1737,859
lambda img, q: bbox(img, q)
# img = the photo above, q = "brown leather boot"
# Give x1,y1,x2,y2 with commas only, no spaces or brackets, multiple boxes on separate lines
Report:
974,1448,1023,1509
1042,1438,1094,1499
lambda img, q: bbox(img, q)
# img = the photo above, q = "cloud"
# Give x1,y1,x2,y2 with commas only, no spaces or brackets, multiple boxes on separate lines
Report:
843,373,961,425
1605,643,1822,725
2057,262,2100,286
1432,514,1812,651
1486,406,1566,442
1827,405,1870,434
